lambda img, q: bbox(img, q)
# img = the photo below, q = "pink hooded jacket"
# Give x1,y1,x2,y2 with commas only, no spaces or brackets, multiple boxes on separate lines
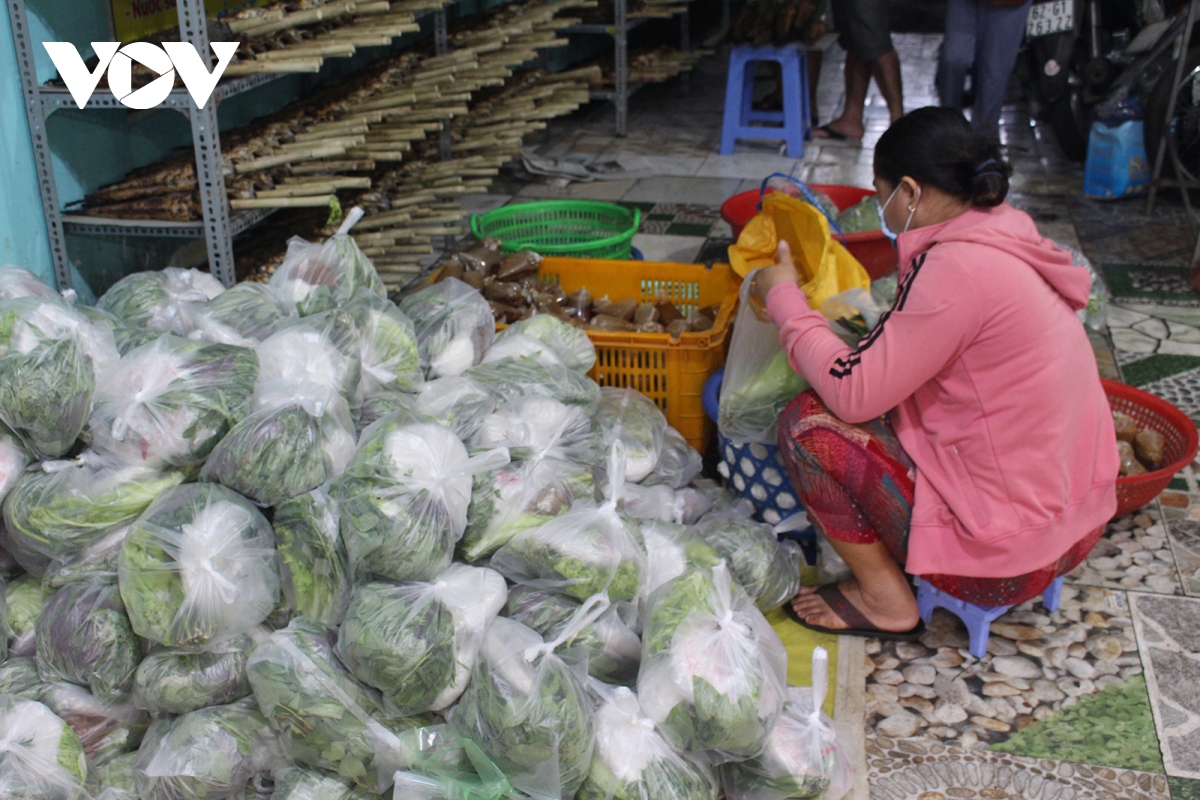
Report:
766,203,1117,578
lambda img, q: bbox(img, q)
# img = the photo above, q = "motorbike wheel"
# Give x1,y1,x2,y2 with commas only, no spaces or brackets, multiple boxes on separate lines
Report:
1145,46,1200,183
1046,94,1090,162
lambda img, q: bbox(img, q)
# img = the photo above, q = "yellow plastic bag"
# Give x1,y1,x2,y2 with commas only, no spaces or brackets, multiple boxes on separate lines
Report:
728,192,870,312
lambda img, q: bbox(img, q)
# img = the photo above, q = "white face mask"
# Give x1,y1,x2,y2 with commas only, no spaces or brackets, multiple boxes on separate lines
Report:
877,183,921,246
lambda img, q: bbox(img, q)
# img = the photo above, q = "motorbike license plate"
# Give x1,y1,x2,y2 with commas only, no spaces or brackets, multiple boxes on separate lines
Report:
1026,0,1074,38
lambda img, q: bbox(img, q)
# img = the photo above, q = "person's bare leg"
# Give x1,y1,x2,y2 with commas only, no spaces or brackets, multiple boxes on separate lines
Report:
813,51,871,138
808,50,824,126
870,49,904,122
791,538,920,631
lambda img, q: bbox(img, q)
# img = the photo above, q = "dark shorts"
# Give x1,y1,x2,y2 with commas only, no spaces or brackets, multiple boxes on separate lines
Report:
831,0,894,62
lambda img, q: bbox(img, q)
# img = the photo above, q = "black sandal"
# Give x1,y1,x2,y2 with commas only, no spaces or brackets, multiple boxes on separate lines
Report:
783,583,924,641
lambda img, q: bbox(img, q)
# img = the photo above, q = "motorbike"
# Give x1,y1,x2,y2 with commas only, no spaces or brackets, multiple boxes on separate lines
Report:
1023,0,1189,161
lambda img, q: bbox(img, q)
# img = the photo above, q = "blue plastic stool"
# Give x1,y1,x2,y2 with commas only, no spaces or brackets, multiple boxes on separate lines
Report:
720,44,811,158
917,576,1065,659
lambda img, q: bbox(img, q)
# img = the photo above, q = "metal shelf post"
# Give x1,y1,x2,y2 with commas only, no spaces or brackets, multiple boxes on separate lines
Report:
178,0,236,287
614,0,629,135
8,0,73,291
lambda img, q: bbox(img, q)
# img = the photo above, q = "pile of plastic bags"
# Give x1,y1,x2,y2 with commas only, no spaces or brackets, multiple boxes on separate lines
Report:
0,231,852,800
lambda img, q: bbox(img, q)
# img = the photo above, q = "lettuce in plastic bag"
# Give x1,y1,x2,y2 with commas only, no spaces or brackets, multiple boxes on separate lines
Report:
452,615,596,800
273,486,352,627
132,697,281,800
0,421,27,509
97,268,224,336
641,428,702,490
0,296,119,459
191,281,297,347
472,396,596,465
593,389,667,483
493,315,596,373
268,211,385,318
6,574,49,657
255,310,363,406
834,197,881,233
38,682,149,767
346,294,421,399
247,617,425,793
578,685,718,800
694,517,802,613
638,562,787,760
3,454,186,576
0,655,43,698
132,631,257,715
87,336,258,467
0,693,89,800
412,377,495,441
0,266,57,301
35,578,141,704
118,483,279,649
337,564,507,714
398,278,494,379
464,358,600,411
721,651,853,800
339,419,508,583
272,766,367,800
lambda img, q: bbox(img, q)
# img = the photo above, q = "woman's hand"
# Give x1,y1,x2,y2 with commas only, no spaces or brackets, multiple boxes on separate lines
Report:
751,241,800,305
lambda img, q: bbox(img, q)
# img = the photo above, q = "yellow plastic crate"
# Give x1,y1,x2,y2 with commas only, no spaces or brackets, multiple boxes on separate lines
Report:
536,257,741,454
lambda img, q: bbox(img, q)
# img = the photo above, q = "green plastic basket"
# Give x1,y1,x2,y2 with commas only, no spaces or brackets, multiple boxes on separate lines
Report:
469,200,641,259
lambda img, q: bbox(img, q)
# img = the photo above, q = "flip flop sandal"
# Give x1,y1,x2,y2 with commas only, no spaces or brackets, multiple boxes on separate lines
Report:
783,583,924,641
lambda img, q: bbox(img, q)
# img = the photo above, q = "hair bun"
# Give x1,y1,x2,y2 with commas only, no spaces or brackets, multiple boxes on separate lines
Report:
969,154,1009,208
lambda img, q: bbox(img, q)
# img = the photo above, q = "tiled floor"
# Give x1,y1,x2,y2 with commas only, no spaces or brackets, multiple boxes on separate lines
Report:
461,25,1200,800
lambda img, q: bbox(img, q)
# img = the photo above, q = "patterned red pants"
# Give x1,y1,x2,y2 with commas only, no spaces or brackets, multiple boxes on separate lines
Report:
777,390,1104,607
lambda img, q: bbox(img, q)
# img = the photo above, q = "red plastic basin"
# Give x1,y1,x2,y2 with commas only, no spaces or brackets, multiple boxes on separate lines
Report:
720,183,899,281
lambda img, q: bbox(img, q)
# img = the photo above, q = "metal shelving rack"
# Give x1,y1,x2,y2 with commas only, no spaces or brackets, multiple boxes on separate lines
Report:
7,0,274,290
567,0,691,136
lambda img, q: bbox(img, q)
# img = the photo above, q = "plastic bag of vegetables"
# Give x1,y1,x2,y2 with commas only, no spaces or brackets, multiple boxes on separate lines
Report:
0,421,27,506
482,333,566,368
461,456,594,564
200,381,357,508
694,517,802,613
255,310,363,406
0,266,57,300
87,336,259,467
247,617,419,793
346,293,421,398
641,428,702,489
95,752,138,800
35,577,141,704
98,267,224,336
38,682,149,767
721,649,853,800
392,735,512,800
0,295,120,459
464,358,600,411
268,209,385,318
412,377,495,440
638,562,787,760
6,574,49,657
42,525,130,590
273,766,367,800
0,655,43,698
355,390,416,439
639,521,721,601
492,315,596,373
472,396,596,465
578,684,719,800
339,418,508,583
337,564,508,715
505,586,641,684
118,483,279,650
132,697,281,800
452,612,598,800
492,446,644,603
191,281,297,347
3,454,186,576
0,693,89,800
273,486,352,627
398,278,494,379
718,276,807,444
592,389,667,482
132,631,258,715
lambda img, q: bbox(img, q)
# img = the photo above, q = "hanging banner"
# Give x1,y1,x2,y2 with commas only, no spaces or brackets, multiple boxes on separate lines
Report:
110,0,272,43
